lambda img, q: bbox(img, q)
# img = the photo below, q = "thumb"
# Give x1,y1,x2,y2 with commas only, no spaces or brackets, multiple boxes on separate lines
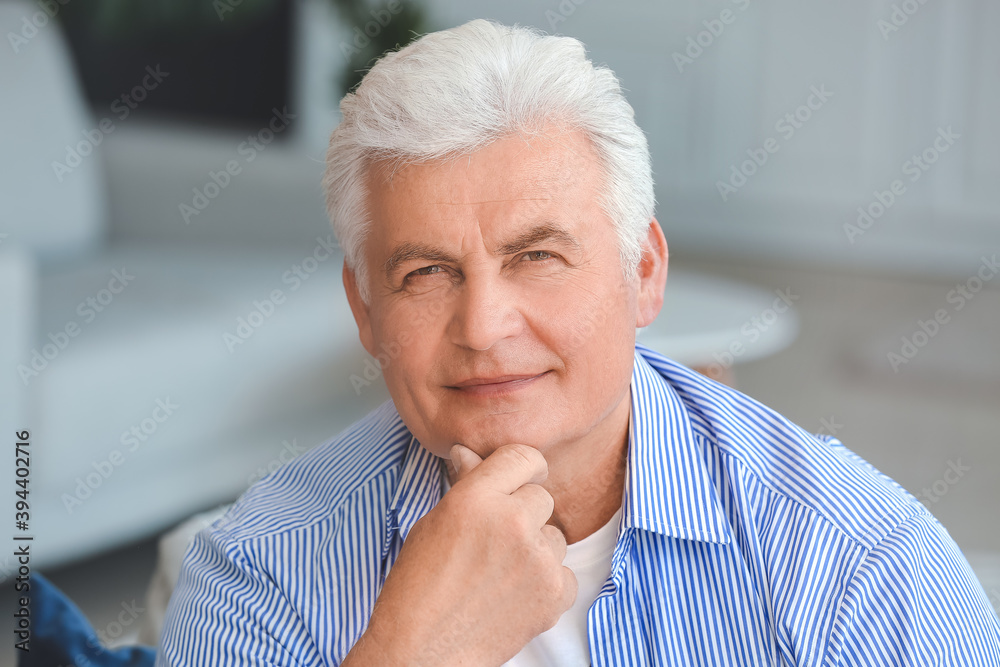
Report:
449,443,483,482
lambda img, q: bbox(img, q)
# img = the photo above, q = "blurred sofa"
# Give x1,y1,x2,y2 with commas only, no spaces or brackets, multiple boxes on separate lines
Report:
0,0,383,570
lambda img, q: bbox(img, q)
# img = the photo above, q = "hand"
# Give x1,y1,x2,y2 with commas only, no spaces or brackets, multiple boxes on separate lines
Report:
343,443,577,667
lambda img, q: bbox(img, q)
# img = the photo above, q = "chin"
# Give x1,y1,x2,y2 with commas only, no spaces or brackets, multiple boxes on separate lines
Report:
458,423,556,454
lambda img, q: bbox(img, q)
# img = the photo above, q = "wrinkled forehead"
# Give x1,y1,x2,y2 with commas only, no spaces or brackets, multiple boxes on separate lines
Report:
363,124,603,201
364,136,606,252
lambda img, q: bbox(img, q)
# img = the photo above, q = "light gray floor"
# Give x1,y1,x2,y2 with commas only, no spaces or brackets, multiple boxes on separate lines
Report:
3,254,997,664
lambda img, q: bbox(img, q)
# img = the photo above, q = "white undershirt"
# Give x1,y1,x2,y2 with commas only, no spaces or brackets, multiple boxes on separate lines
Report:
441,473,622,667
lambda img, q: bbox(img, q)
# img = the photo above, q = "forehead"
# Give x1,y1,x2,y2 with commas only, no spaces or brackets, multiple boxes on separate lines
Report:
364,126,604,225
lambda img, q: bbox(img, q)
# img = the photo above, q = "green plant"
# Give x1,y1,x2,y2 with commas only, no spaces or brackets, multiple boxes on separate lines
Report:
328,0,429,94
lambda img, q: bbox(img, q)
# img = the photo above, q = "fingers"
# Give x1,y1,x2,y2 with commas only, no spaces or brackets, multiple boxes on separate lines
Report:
449,444,483,483
559,565,578,612
539,523,567,563
455,443,548,495
511,482,555,528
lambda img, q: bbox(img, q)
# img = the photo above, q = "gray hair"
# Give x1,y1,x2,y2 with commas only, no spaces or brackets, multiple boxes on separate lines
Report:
322,18,655,305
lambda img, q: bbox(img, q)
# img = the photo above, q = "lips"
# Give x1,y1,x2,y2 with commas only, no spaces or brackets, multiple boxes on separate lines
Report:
451,373,546,387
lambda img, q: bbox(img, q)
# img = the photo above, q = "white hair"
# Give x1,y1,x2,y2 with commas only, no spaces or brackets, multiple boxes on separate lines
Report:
322,18,655,305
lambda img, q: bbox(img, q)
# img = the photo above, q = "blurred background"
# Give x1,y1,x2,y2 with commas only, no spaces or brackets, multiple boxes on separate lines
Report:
1,0,998,658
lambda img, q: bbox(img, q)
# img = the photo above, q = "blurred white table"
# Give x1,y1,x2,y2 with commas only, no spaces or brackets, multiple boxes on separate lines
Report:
637,269,800,384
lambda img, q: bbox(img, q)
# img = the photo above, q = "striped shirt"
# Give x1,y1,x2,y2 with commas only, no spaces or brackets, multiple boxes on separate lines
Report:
156,342,1000,666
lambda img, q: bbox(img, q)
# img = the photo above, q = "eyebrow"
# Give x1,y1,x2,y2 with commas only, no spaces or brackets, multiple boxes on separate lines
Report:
382,222,581,280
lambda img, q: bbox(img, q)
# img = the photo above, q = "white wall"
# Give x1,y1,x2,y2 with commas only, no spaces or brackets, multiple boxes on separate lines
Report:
105,0,998,277
424,0,1000,279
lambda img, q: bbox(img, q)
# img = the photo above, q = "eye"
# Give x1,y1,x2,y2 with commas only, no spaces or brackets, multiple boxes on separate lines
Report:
403,265,446,283
523,250,553,262
413,265,443,276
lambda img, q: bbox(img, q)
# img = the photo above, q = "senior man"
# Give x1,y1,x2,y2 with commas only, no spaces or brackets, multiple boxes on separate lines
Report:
157,19,1000,667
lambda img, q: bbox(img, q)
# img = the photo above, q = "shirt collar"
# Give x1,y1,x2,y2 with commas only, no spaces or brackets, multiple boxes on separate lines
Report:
383,430,446,554
623,343,731,545
383,343,731,560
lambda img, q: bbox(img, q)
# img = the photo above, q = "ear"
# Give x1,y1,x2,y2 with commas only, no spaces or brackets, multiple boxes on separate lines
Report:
343,261,377,357
635,217,668,329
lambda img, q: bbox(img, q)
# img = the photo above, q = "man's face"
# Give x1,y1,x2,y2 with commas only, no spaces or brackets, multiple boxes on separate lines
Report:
344,125,665,460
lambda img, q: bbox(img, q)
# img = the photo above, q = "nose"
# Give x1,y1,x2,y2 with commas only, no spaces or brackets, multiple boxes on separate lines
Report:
447,270,523,351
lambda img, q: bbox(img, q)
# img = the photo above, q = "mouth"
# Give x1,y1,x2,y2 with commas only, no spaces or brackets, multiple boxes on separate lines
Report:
447,370,552,396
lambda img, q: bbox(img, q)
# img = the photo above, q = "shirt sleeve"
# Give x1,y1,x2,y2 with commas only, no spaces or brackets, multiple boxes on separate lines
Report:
823,511,1000,666
154,523,324,667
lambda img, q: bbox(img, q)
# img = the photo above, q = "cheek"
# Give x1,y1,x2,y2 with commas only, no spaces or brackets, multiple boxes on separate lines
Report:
534,291,636,401
540,287,630,356
371,304,442,391
371,297,431,351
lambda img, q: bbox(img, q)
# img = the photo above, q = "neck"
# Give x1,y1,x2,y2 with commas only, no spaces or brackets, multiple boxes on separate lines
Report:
545,389,631,544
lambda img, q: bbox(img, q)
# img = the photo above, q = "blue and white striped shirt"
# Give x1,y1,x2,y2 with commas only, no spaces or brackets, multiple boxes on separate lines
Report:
157,343,1000,666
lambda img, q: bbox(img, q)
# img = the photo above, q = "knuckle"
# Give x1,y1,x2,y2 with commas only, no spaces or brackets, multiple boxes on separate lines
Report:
537,574,569,618
542,562,564,590
540,523,564,546
562,571,578,607
530,482,554,504
506,510,533,538
500,443,543,472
